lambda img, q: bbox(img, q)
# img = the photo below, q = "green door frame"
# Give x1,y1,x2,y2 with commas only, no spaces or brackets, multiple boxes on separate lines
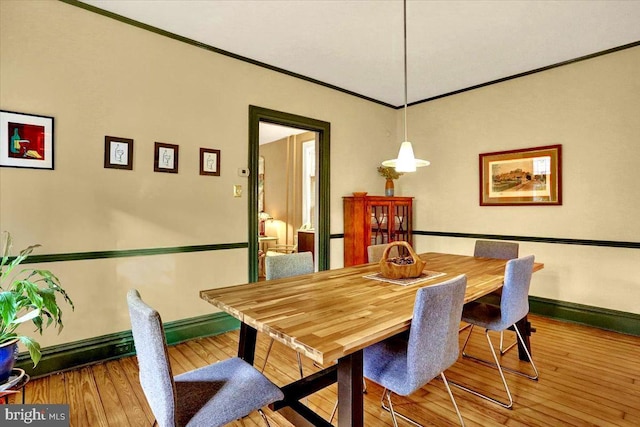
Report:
248,105,331,282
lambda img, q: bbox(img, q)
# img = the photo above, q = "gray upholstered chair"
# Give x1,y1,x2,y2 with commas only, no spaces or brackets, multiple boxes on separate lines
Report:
362,275,467,426
467,240,520,353
262,251,314,376
367,243,399,263
474,240,519,261
127,289,283,427
453,255,539,409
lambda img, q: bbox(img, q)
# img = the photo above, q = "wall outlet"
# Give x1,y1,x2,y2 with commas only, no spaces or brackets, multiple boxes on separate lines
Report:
233,185,242,197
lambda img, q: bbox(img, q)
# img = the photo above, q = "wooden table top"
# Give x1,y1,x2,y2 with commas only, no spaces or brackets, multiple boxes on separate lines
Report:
200,252,544,365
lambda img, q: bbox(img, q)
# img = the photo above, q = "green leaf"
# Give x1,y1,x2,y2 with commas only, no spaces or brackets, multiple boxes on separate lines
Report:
0,291,17,330
18,336,42,367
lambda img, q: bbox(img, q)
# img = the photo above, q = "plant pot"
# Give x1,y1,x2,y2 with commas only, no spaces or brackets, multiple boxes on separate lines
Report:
0,339,19,384
385,179,395,196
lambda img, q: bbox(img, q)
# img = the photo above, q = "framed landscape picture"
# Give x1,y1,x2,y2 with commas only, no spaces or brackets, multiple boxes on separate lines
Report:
104,136,134,170
154,142,179,173
479,144,562,206
0,110,54,170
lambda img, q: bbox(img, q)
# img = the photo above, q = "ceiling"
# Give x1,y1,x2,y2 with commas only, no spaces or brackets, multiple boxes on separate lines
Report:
80,0,640,107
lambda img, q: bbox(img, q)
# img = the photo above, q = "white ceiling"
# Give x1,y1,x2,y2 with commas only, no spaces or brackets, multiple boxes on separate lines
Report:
259,122,309,144
81,0,640,107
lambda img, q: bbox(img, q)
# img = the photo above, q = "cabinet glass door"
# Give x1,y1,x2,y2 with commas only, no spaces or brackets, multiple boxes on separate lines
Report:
370,204,390,245
392,203,410,242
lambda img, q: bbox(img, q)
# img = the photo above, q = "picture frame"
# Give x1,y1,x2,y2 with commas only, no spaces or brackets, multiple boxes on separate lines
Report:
104,136,134,170
0,110,54,170
199,148,221,176
479,144,562,206
154,142,179,173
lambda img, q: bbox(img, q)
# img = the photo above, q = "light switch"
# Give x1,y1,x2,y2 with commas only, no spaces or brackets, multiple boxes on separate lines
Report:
233,185,242,197
237,168,250,177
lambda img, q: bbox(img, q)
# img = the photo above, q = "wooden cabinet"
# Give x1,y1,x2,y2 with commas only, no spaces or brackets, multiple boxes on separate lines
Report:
297,230,315,259
343,195,413,267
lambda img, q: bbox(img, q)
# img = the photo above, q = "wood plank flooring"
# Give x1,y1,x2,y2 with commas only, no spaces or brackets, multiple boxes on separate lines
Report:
6,314,639,426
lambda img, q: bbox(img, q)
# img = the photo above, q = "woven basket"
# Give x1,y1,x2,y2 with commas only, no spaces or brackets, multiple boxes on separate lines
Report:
379,241,426,279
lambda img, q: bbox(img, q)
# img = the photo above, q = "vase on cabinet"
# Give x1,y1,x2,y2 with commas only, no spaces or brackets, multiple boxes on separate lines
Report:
385,179,394,196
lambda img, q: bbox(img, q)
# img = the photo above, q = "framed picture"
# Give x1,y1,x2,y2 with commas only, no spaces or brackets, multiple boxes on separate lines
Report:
0,110,54,170
479,144,562,206
104,136,134,170
154,142,179,173
200,148,221,176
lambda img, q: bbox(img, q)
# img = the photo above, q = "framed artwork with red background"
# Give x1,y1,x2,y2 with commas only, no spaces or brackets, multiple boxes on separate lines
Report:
1,110,54,170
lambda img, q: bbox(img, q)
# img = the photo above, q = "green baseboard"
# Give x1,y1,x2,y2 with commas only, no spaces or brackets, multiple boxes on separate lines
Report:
15,312,240,378
529,296,640,336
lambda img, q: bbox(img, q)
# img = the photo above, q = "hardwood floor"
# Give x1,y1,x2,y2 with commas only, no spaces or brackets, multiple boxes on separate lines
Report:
8,314,640,426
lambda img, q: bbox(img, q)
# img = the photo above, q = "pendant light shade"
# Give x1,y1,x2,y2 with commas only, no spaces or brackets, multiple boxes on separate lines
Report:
382,142,430,172
382,0,430,172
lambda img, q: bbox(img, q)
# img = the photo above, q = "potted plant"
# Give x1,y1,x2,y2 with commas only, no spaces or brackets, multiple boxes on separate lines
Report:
0,232,73,382
377,166,404,196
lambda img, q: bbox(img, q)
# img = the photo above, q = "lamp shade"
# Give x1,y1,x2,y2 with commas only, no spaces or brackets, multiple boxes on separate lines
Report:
258,211,272,220
382,141,430,172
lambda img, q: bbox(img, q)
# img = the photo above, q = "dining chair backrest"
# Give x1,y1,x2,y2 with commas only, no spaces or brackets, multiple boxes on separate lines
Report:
367,243,399,263
127,289,176,427
500,255,535,328
474,240,519,260
265,251,313,280
406,275,467,393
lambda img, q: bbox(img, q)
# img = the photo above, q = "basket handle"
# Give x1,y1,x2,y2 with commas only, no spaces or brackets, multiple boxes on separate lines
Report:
381,241,419,261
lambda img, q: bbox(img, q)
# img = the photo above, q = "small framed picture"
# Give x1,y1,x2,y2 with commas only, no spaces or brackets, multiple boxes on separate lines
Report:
1,110,54,170
154,142,179,173
200,148,221,176
104,136,134,170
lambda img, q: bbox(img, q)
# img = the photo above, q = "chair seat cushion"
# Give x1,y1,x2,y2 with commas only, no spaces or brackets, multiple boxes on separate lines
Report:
473,289,501,306
462,301,510,331
174,357,283,427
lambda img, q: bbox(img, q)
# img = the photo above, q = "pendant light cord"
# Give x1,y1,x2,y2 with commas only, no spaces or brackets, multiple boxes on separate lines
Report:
403,0,408,142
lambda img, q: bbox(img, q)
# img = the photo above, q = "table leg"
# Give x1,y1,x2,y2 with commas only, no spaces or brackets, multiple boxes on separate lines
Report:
238,322,257,365
515,315,532,361
337,350,364,427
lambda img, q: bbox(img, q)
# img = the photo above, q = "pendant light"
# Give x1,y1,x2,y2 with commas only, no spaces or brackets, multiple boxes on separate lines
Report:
382,0,430,172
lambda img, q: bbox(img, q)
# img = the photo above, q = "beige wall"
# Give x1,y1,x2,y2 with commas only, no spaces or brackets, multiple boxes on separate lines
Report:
0,0,396,347
401,46,640,314
1,1,638,351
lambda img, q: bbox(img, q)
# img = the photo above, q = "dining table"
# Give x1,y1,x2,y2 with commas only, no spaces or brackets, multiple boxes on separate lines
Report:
200,252,544,427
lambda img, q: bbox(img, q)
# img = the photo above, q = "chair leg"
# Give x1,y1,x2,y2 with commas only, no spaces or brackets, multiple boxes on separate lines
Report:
452,328,514,409
258,409,271,426
459,322,472,333
441,372,465,427
509,324,539,380
462,325,538,381
261,338,275,373
382,387,459,427
499,330,517,355
262,338,305,380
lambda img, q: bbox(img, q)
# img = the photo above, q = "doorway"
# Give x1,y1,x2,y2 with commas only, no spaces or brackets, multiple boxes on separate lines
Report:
248,106,330,282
